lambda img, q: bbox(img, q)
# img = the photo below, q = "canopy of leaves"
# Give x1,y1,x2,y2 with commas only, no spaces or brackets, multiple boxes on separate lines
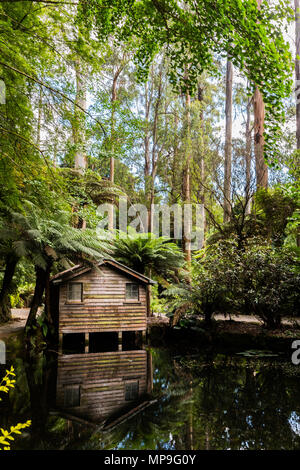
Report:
79,0,293,159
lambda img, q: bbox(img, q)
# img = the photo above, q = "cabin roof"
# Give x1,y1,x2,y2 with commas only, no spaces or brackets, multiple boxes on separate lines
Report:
50,258,156,285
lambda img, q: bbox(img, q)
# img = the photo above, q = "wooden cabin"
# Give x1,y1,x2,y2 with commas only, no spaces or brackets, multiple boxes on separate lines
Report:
50,259,155,350
55,349,154,429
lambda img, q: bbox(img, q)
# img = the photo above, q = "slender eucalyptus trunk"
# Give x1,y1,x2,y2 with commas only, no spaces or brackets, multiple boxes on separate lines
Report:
0,254,18,323
197,84,206,236
149,94,160,233
253,87,267,189
73,60,87,173
143,66,162,234
72,60,87,229
183,89,192,269
223,60,233,223
245,97,252,215
108,67,122,230
144,81,152,200
254,0,268,190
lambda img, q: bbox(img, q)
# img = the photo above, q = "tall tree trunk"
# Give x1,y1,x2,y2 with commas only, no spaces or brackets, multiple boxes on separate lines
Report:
36,85,42,147
108,64,123,230
72,60,87,229
144,91,151,231
197,84,206,236
73,60,87,173
110,66,122,184
144,65,162,234
245,97,252,215
295,0,300,149
170,112,179,204
149,85,161,233
253,87,267,189
183,89,192,268
0,254,18,324
223,60,233,223
26,265,49,330
144,80,152,200
254,0,268,189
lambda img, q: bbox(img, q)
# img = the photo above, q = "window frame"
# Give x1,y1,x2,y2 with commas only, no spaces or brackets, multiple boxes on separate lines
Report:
124,380,139,401
67,282,83,303
125,283,140,302
64,384,81,407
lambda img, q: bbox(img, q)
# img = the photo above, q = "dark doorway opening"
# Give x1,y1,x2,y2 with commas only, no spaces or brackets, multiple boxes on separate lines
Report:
89,332,118,353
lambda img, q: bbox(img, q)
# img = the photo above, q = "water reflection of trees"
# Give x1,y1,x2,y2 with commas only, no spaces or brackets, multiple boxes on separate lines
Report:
102,351,300,450
2,342,300,450
189,356,300,450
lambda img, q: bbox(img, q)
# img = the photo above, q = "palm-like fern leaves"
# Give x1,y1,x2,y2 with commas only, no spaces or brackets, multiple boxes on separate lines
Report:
102,229,185,278
2,205,106,269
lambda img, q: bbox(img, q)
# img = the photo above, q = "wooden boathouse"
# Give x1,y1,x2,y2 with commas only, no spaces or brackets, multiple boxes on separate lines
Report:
50,259,155,351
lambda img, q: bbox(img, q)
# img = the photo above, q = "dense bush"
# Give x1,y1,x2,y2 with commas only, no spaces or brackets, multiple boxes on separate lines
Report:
165,240,300,329
236,246,300,328
165,240,240,326
207,187,299,250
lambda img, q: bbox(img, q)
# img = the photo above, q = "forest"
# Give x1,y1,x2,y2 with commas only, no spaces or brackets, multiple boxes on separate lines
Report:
0,0,299,338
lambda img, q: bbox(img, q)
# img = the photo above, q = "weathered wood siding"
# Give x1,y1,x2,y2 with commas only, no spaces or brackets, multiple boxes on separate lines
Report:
58,266,147,334
56,350,148,423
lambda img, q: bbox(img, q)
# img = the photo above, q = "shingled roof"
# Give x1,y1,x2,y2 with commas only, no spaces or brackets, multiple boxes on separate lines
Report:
50,258,155,285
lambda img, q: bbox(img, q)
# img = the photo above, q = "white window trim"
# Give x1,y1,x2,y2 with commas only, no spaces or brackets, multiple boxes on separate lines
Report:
66,282,83,303
125,283,140,302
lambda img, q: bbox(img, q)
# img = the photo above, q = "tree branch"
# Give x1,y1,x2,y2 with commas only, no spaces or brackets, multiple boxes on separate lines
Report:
0,61,106,135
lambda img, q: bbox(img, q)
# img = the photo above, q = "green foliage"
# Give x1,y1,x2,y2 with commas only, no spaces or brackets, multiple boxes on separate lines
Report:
103,227,185,279
80,0,293,160
9,282,34,309
235,245,300,328
255,187,299,247
60,168,125,208
1,202,105,271
165,240,240,325
207,187,300,249
165,241,300,329
0,366,31,450
0,0,298,337
150,284,167,315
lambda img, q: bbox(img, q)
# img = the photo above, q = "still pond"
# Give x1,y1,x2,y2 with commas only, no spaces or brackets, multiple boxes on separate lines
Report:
1,333,300,450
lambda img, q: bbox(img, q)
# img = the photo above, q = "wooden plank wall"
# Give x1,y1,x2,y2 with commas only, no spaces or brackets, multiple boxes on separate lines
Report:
59,266,147,334
56,350,148,423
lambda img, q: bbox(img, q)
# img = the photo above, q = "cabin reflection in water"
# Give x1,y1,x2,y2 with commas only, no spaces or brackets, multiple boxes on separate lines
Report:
56,349,153,430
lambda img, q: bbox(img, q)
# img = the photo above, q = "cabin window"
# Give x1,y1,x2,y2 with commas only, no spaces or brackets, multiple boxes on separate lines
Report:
125,283,139,300
125,381,139,401
67,282,83,302
64,385,80,407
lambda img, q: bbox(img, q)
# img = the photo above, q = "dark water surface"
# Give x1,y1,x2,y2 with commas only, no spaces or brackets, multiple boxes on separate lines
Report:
1,334,300,450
